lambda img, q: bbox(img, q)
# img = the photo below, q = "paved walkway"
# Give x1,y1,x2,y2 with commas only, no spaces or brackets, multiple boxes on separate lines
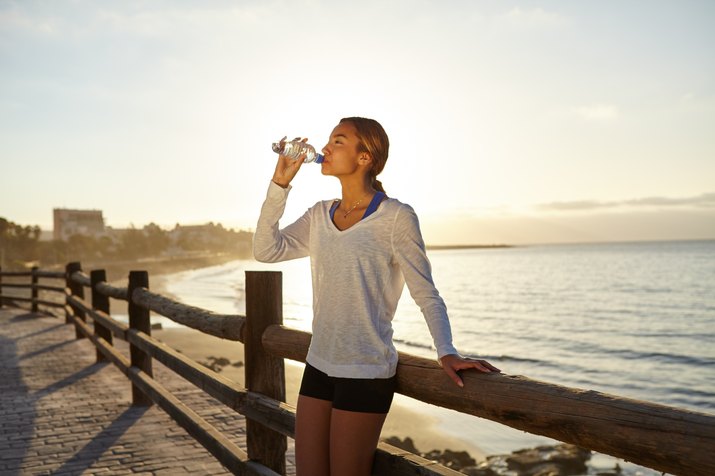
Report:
0,307,296,475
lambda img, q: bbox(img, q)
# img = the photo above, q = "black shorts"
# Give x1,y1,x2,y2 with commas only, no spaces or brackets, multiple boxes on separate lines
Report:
299,363,397,414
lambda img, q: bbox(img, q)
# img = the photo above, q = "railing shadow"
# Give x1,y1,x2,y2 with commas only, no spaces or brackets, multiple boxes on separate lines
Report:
0,334,33,476
18,339,76,362
50,406,149,476
16,323,67,341
10,312,38,321
32,362,108,400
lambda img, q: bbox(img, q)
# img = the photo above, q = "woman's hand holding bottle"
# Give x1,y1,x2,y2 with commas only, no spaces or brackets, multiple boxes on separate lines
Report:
272,136,307,188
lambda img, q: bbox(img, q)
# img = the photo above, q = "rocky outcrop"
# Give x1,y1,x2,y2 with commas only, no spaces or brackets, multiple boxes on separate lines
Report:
383,437,592,476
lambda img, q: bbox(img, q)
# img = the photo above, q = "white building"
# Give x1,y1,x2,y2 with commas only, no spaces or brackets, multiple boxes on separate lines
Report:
53,208,105,241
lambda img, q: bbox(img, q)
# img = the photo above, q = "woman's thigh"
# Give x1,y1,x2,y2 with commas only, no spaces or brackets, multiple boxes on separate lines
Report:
295,395,332,476
329,408,388,476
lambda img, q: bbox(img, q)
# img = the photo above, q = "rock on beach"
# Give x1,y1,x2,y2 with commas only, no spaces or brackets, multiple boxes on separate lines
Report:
383,436,592,476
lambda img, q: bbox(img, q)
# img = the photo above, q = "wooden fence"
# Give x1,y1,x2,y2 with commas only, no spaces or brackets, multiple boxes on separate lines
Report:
1,263,714,476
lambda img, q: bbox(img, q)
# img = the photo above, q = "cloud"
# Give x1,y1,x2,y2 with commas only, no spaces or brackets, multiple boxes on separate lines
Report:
537,193,715,212
0,6,61,35
501,7,569,29
575,103,620,121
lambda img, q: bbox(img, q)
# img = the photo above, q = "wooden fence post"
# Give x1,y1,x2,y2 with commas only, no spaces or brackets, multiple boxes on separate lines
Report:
245,271,286,474
31,266,39,313
128,270,153,406
91,269,112,363
66,262,86,339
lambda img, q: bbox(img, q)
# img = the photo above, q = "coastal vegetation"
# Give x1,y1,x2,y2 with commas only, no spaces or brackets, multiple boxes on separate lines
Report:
0,216,253,272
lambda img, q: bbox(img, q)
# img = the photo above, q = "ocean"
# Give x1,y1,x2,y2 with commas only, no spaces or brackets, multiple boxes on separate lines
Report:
158,239,715,475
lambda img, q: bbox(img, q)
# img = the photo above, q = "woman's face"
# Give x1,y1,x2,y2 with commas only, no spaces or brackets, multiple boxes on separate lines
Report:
320,122,365,177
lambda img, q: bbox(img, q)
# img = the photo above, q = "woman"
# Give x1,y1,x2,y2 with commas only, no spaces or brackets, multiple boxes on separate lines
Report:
254,117,500,476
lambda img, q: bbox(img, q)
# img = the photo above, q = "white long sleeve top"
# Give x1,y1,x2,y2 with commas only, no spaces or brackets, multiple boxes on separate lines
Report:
253,182,458,378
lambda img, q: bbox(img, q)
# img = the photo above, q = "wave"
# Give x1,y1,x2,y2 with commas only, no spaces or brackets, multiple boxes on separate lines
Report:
613,349,715,367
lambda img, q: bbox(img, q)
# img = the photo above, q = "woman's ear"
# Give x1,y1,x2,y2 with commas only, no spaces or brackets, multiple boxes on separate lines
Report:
359,154,372,165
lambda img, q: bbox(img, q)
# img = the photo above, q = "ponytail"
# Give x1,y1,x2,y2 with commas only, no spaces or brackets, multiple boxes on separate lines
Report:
372,176,386,194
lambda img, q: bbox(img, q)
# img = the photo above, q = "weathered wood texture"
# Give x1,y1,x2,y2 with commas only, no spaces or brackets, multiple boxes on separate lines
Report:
2,295,33,303
262,325,310,363
33,283,66,292
31,266,39,312
70,270,91,287
91,269,112,362
131,287,244,341
70,312,131,374
262,324,715,476
0,270,32,277
65,262,86,338
0,282,31,289
373,443,465,476
95,281,128,300
36,299,64,308
128,271,153,406
34,270,66,279
245,271,287,475
66,294,128,339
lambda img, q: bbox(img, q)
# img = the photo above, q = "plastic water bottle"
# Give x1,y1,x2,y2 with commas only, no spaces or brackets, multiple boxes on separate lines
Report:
271,137,324,163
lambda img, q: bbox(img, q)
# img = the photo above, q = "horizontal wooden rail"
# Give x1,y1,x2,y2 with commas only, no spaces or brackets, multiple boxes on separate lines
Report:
0,270,32,277
66,294,128,339
95,281,129,301
131,287,245,341
70,271,91,287
373,443,464,476
70,312,131,373
262,324,715,476
34,283,66,293
35,270,66,279
68,314,279,476
36,299,64,309
127,329,296,438
1,283,31,289
4,296,33,303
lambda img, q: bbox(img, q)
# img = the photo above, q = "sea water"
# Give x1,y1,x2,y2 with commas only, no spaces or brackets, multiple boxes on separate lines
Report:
160,239,715,475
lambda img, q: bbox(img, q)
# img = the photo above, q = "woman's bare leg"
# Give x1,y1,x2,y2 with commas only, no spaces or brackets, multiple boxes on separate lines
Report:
295,395,332,476
329,409,388,476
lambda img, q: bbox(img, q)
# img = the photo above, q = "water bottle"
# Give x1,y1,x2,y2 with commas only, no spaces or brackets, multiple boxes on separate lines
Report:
271,137,324,163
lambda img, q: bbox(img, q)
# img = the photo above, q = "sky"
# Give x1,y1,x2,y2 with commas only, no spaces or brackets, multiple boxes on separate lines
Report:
1,0,714,245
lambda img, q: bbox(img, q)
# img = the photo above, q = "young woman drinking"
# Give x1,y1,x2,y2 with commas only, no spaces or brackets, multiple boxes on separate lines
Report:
254,117,500,476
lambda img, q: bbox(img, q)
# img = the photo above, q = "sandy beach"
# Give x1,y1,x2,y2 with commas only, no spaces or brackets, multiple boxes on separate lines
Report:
151,326,487,461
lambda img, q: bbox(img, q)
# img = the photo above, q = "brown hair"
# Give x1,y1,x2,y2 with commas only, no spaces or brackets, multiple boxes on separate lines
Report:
340,117,389,193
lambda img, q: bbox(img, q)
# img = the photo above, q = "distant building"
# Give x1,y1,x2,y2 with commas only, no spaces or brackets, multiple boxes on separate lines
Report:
53,208,105,241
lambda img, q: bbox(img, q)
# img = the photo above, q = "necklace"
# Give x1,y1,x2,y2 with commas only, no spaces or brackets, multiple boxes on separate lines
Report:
341,194,369,218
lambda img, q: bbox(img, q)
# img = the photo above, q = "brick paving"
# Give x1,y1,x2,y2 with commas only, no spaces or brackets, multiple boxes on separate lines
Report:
0,307,296,475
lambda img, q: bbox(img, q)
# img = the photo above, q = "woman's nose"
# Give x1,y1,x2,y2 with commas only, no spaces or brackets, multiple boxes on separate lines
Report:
321,145,330,155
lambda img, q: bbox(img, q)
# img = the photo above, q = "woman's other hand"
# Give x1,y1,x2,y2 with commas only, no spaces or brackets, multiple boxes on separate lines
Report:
439,354,501,388
272,136,307,188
